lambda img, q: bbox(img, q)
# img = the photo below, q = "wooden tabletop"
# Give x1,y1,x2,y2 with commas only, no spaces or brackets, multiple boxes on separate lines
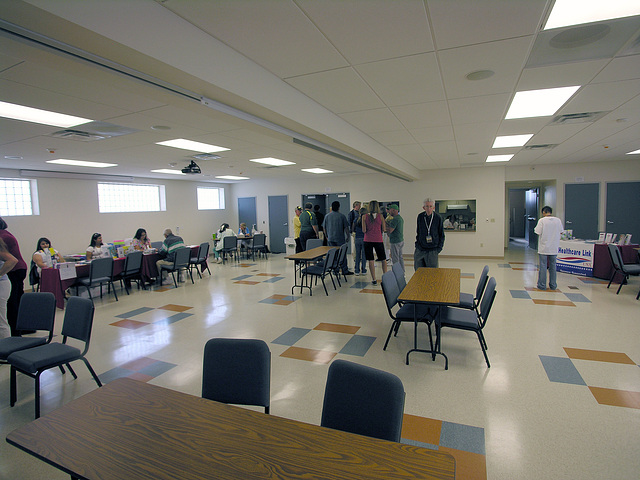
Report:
284,245,336,261
7,378,455,480
398,268,461,305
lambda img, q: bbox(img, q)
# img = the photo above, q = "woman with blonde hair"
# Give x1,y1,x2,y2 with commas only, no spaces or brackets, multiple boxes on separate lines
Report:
361,200,387,285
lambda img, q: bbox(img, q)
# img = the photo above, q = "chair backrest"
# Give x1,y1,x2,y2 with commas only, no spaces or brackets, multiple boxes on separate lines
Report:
28,261,40,286
124,250,143,274
16,292,56,335
252,234,266,248
475,265,490,301
381,271,400,312
391,263,406,291
223,235,237,249
173,247,191,269
336,243,348,265
197,242,210,262
306,238,323,250
61,297,95,354
321,359,405,442
607,243,623,270
322,248,337,274
202,338,271,411
478,277,497,328
89,256,114,280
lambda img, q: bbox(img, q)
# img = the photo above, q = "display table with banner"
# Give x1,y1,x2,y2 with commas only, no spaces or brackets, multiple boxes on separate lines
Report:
556,240,594,276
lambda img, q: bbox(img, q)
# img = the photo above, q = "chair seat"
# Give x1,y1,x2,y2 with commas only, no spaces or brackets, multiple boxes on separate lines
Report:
395,304,434,321
8,343,81,373
457,292,475,308
0,337,47,360
301,265,325,275
441,306,480,329
621,264,640,274
78,276,111,285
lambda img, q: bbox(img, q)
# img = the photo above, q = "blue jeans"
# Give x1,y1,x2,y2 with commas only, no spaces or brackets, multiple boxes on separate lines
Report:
354,238,366,274
538,254,557,290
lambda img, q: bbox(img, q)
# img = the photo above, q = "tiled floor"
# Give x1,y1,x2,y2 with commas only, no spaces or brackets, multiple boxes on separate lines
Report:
2,242,640,480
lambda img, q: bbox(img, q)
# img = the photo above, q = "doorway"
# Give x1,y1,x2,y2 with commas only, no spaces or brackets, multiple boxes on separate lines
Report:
268,195,288,253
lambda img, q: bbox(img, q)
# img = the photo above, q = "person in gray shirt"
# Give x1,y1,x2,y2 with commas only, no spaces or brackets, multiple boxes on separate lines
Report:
323,201,353,275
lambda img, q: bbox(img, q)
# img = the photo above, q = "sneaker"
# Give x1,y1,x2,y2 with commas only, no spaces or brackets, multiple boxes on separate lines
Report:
162,279,174,286
344,271,354,276
216,257,223,264
371,280,377,285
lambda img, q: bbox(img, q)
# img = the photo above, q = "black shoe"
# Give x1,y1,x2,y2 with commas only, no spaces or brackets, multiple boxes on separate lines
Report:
344,271,354,275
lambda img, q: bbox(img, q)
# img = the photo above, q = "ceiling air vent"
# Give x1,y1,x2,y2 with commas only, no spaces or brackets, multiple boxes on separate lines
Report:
51,129,110,141
549,111,608,125
524,144,558,150
193,153,221,161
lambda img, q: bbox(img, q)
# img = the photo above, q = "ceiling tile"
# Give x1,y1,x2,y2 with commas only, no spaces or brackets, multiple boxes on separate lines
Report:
449,94,511,126
390,101,451,129
339,108,404,133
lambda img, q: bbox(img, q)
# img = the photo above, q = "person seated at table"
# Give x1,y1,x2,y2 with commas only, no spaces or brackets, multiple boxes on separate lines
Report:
443,216,454,229
156,228,186,284
32,237,65,274
214,223,235,263
132,228,151,251
86,233,111,261
237,223,251,253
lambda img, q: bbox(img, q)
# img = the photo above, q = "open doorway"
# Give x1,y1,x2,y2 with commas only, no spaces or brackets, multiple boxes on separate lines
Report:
507,187,539,251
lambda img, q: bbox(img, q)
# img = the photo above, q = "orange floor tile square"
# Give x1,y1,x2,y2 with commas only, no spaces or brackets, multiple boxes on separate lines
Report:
110,319,148,329
120,356,157,371
589,386,640,409
257,273,280,276
360,289,383,294
402,414,442,445
158,304,193,312
154,286,172,292
127,372,154,383
532,299,575,306
280,346,337,364
314,323,360,334
234,280,260,285
272,300,294,305
564,348,636,364
439,446,487,480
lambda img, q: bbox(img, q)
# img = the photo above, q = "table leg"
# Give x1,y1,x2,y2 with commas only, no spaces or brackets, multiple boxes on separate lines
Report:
406,304,448,370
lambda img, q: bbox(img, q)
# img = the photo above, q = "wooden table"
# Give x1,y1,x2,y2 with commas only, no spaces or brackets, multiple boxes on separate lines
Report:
398,268,460,369
6,378,456,480
285,246,336,295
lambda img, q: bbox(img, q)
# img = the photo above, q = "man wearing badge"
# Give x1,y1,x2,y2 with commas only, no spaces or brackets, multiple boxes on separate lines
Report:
414,198,445,269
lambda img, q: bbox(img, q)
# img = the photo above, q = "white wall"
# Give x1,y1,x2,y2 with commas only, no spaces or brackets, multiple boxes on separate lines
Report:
232,165,507,258
1,171,236,261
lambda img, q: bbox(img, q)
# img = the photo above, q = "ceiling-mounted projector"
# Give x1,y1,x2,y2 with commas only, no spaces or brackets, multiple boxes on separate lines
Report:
181,160,201,174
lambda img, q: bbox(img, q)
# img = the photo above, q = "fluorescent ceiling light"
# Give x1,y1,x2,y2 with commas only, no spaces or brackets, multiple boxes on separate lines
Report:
486,155,514,163
151,169,186,175
156,139,229,153
249,157,295,166
46,159,117,168
215,175,249,180
626,149,640,155
505,86,580,119
301,168,333,174
493,134,534,148
0,101,92,128
544,0,640,30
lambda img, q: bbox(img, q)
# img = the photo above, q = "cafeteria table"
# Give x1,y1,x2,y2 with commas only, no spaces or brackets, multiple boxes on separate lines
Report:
284,246,336,295
398,267,461,369
6,378,456,480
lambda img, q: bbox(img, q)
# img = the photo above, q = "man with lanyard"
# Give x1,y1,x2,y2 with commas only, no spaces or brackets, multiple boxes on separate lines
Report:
323,201,353,275
386,204,405,272
414,198,444,269
299,203,318,251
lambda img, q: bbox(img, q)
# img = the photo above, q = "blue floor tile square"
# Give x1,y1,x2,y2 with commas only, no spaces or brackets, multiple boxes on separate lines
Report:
339,335,376,356
351,281,370,288
498,264,511,268
264,277,284,283
116,307,155,318
539,355,586,385
439,421,485,455
162,312,193,324
259,297,279,304
510,289,531,299
139,361,176,377
232,275,253,281
563,293,591,303
272,327,311,346
99,367,132,384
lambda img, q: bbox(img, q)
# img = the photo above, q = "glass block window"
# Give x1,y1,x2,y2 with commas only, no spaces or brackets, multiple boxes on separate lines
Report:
97,183,164,213
197,187,225,210
0,179,34,216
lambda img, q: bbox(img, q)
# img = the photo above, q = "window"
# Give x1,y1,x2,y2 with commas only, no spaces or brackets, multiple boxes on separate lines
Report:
97,183,165,213
0,179,35,216
197,187,225,210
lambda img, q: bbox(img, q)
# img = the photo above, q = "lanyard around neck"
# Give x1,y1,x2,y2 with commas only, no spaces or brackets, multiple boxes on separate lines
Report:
424,213,433,235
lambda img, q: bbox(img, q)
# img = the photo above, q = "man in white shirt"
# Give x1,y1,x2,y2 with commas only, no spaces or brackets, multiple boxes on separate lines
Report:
534,206,564,290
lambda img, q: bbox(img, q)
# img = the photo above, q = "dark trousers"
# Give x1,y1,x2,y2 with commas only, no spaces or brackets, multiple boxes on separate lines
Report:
8,269,26,336
299,230,317,251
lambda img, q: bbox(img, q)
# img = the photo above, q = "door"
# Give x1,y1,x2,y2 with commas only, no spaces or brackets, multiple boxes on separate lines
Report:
508,189,526,238
238,197,257,232
326,193,351,252
606,182,640,242
268,195,289,253
525,188,539,250
565,183,599,240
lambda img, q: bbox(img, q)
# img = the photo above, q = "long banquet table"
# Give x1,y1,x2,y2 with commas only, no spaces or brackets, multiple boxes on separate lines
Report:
6,378,456,480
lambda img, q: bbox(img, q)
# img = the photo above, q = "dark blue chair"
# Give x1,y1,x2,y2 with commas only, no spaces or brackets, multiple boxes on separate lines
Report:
321,360,405,442
202,338,271,414
8,296,102,418
456,265,489,316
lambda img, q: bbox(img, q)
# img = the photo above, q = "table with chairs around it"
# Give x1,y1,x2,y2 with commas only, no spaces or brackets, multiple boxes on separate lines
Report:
37,244,211,308
7,337,456,479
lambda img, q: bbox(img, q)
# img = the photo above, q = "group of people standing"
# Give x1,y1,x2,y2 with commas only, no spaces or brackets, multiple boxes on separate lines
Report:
292,198,445,286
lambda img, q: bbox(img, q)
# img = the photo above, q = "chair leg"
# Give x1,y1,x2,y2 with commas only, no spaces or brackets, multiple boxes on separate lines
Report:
111,281,118,301
607,270,615,288
10,366,16,407
82,358,103,387
66,363,78,379
477,331,490,368
35,372,41,418
171,272,178,288
188,267,194,284
383,321,399,350
616,275,626,294
321,277,328,296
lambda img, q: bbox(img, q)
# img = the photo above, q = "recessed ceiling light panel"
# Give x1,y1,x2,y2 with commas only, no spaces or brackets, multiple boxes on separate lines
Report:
486,155,514,163
493,134,534,148
505,86,580,119
0,101,92,128
46,159,116,168
215,175,249,180
249,157,296,166
626,149,640,155
150,169,186,175
301,168,333,174
156,139,229,153
544,0,640,30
